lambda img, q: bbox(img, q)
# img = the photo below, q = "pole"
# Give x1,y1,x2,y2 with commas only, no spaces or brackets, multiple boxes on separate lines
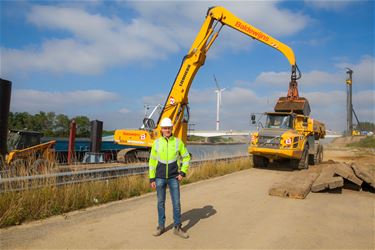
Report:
68,120,76,164
346,68,353,136
0,79,11,166
216,90,220,131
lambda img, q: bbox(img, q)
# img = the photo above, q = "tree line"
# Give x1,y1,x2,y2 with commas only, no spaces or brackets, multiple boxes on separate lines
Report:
8,111,91,138
356,122,375,133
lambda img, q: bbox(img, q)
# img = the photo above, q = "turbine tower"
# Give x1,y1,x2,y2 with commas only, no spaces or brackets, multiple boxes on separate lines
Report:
214,74,225,131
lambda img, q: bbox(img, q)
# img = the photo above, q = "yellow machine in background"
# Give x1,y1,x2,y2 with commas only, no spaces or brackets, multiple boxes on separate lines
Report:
5,130,55,174
249,106,326,169
114,6,300,162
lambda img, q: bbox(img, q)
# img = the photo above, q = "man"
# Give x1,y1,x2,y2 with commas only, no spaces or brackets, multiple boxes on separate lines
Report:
149,117,190,239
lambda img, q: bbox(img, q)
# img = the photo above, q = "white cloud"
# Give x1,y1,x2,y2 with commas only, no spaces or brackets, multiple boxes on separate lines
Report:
118,108,130,114
11,89,119,113
254,55,374,87
335,55,375,85
304,0,355,11
256,70,343,87
1,2,310,76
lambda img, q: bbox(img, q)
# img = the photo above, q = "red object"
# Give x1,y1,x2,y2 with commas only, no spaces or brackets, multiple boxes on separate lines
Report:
68,119,76,165
287,79,300,100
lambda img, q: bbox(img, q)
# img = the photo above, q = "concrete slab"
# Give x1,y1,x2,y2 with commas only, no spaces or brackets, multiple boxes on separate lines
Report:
334,163,363,187
311,165,344,192
269,170,319,199
351,163,375,188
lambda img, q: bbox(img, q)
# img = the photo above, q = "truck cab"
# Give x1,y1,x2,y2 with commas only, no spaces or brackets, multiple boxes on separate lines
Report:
249,99,325,169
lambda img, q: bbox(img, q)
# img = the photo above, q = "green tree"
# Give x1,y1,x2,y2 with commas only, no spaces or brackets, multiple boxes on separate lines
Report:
74,116,90,138
44,112,56,136
54,114,70,137
356,122,375,133
9,112,33,131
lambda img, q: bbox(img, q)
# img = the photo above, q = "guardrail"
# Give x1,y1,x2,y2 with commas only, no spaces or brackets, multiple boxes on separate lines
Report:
0,155,249,193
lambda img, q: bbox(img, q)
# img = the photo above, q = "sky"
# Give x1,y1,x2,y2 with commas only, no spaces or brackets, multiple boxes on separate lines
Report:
1,0,374,132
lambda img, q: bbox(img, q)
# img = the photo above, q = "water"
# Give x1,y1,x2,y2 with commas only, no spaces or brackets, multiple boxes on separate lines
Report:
187,144,249,160
186,137,335,160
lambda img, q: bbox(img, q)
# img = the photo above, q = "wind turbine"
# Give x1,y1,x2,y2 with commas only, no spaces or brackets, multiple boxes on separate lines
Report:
213,74,225,131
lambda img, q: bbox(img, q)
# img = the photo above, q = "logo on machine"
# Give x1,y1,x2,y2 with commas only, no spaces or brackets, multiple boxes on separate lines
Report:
140,134,146,140
169,97,176,105
235,21,269,42
179,64,191,86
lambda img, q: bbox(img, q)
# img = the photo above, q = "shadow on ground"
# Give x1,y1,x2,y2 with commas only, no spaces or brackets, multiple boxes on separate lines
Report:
165,205,217,232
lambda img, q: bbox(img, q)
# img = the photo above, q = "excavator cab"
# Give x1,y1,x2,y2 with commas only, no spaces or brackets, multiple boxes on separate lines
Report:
5,130,55,174
7,130,42,152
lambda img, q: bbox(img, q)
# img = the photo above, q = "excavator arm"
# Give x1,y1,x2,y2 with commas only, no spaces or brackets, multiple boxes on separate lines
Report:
114,6,300,160
157,6,299,142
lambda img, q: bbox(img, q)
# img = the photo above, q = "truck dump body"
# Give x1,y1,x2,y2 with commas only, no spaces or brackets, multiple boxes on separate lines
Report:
274,97,311,116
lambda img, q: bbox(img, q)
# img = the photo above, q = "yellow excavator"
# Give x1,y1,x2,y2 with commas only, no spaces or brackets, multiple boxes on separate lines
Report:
114,6,300,162
5,130,55,174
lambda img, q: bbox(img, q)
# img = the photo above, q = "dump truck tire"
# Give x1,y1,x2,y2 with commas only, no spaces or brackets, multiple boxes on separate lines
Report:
309,144,323,165
291,145,309,170
253,155,269,168
308,154,316,165
317,145,323,163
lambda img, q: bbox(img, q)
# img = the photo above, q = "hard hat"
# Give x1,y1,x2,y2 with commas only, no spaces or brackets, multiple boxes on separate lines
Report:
160,117,173,127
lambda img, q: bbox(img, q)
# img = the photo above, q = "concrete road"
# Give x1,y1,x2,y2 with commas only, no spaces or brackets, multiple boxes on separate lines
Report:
1,167,374,249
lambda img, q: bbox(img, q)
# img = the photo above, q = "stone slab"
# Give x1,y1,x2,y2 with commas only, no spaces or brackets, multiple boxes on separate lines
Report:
269,170,319,199
334,163,363,187
311,165,344,192
351,163,375,188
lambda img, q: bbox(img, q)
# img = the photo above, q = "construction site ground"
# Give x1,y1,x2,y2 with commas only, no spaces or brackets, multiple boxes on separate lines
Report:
1,138,374,249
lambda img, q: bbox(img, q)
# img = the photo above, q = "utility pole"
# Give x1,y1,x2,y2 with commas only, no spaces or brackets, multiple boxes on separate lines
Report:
346,68,353,136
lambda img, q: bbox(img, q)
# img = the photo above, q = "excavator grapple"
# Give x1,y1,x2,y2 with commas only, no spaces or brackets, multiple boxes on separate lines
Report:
274,78,311,116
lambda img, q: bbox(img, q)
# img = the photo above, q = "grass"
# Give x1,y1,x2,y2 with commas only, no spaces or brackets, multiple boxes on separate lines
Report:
0,156,251,228
347,136,375,148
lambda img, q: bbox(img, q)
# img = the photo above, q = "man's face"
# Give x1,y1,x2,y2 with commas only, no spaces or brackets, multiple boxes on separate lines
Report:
161,126,172,138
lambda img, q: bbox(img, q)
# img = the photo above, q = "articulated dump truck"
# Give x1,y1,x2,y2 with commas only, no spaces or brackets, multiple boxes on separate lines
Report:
249,82,326,169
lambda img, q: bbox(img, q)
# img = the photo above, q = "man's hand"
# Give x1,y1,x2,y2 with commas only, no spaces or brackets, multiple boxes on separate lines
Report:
176,175,183,181
151,181,156,189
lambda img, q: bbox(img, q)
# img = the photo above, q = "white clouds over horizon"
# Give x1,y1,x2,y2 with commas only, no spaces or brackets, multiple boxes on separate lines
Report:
304,0,356,11
254,55,374,87
11,89,119,114
1,1,310,76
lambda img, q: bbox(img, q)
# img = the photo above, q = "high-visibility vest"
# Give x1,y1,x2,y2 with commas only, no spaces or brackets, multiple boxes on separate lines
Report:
149,136,190,181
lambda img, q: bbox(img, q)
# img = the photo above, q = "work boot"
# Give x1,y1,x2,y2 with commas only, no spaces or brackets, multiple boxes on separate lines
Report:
173,225,189,239
153,226,165,237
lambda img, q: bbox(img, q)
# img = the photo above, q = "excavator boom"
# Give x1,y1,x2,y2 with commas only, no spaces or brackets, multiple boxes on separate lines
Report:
114,6,300,161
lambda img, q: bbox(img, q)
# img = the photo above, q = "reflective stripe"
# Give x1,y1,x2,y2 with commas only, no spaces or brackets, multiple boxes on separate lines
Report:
150,166,156,170
155,139,159,152
150,155,157,160
157,159,178,164
182,162,189,166
181,152,189,158
175,138,180,153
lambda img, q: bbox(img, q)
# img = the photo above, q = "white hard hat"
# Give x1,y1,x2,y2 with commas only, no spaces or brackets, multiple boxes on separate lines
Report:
160,117,173,127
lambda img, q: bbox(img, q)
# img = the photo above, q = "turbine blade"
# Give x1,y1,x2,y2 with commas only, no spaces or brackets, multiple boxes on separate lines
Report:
213,74,220,90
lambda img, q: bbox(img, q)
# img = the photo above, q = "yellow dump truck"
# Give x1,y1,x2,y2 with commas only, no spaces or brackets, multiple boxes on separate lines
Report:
249,97,326,169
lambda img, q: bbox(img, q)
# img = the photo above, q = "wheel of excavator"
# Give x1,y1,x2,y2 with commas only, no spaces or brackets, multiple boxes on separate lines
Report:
117,148,150,163
9,159,27,176
30,159,50,175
